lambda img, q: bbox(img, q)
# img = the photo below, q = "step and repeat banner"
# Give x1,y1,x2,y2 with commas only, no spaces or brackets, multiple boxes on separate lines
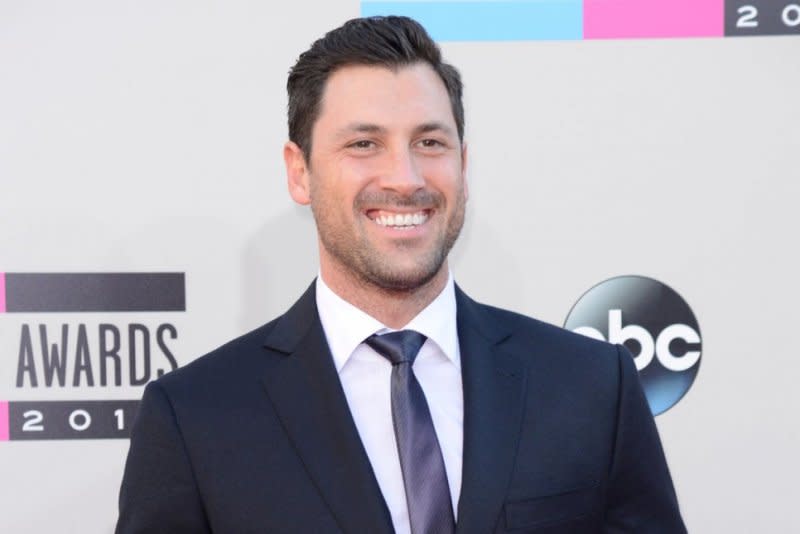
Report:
1,1,798,532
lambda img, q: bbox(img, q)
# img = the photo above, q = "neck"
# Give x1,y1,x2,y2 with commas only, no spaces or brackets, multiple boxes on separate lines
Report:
319,258,449,330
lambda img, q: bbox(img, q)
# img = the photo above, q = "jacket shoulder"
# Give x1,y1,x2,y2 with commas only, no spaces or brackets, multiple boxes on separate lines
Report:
155,316,282,393
472,299,620,362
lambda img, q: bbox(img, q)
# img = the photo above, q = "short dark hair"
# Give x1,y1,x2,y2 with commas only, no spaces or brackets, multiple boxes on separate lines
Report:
287,16,464,159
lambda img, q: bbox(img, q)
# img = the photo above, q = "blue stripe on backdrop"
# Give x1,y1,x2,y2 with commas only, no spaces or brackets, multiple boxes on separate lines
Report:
361,1,583,41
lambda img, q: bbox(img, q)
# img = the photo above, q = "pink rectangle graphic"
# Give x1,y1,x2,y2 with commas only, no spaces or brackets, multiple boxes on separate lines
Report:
0,272,5,313
585,0,724,39
0,401,9,441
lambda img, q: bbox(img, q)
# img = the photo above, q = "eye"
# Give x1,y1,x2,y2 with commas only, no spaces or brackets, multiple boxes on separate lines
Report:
348,139,376,150
419,138,444,148
415,138,449,152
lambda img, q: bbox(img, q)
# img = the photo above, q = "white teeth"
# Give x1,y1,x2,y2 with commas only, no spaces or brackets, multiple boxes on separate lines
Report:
372,211,428,228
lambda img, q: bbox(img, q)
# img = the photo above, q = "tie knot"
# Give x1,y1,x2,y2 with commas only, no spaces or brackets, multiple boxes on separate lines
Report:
365,330,427,366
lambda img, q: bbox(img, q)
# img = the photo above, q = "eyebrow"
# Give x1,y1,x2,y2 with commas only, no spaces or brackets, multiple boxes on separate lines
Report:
334,123,387,138
413,122,455,137
333,121,456,139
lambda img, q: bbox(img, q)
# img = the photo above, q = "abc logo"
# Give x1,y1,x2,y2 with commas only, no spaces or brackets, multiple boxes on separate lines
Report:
564,276,701,415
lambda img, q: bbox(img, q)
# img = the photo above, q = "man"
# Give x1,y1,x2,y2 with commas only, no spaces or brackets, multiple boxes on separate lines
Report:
117,16,686,533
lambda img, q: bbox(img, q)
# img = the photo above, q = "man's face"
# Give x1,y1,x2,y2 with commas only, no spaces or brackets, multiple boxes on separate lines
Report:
287,62,467,292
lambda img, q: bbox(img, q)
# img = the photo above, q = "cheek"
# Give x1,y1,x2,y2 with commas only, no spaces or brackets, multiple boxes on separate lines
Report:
310,164,370,217
344,156,385,182
335,159,384,205
420,157,464,190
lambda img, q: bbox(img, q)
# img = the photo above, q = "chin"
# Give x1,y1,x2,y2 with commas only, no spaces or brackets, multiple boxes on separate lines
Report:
361,260,445,293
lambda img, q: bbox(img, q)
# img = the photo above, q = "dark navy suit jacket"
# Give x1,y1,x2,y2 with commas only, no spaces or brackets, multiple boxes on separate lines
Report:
116,282,686,533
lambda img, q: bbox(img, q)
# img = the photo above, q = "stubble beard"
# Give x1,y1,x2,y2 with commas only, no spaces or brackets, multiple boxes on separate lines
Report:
311,186,466,294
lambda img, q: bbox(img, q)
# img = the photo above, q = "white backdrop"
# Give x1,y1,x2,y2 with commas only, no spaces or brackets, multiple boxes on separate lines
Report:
1,1,799,532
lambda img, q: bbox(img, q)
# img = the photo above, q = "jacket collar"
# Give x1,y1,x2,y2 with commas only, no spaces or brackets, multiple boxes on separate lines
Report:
262,281,395,533
454,286,527,534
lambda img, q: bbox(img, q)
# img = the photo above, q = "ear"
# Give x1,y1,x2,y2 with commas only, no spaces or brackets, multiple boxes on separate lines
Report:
284,141,311,205
461,141,469,201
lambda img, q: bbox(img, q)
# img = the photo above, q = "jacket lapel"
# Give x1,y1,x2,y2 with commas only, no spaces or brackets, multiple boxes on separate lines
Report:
261,282,394,534
455,287,527,534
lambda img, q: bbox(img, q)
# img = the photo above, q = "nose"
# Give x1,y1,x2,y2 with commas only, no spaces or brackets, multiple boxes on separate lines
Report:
378,147,425,196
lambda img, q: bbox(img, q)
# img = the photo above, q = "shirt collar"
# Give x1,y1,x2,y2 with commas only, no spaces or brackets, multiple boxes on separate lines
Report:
315,272,460,373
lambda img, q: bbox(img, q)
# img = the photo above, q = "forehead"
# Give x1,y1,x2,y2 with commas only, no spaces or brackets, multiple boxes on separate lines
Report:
314,63,456,137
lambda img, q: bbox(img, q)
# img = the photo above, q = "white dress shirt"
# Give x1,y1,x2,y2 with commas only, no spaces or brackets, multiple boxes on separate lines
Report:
315,273,463,534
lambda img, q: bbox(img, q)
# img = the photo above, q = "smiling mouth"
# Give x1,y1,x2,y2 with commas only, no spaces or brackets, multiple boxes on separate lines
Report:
366,209,431,229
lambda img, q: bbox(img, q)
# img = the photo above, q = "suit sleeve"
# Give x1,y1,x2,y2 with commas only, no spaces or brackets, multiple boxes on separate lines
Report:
604,345,688,533
116,380,211,534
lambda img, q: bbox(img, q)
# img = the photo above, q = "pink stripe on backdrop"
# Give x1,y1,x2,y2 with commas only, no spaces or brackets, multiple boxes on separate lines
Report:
0,401,9,441
0,272,5,313
585,0,724,39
